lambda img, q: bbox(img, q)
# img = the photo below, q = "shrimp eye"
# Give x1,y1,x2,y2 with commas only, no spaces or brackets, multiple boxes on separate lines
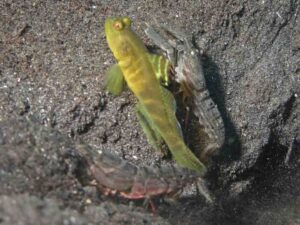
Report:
113,20,124,30
122,17,132,26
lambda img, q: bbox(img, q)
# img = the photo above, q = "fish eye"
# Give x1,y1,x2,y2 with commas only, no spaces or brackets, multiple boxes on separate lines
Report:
113,20,124,30
122,17,132,26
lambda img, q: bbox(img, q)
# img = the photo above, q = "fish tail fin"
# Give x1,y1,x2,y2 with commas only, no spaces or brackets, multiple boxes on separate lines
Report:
168,139,207,175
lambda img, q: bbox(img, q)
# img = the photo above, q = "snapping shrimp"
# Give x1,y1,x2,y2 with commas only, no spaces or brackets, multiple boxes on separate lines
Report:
87,148,212,210
144,22,225,159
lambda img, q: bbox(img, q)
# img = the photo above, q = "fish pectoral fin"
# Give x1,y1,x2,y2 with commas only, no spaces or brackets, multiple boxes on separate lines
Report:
160,87,183,137
105,64,126,96
136,103,165,154
147,53,171,86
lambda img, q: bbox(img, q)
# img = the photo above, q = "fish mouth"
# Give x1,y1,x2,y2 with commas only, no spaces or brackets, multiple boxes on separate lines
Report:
104,17,115,35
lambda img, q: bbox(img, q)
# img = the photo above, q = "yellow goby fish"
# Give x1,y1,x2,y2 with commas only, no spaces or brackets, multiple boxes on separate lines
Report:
104,16,206,175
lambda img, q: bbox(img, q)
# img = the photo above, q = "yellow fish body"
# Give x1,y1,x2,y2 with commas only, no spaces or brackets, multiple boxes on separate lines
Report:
104,16,206,175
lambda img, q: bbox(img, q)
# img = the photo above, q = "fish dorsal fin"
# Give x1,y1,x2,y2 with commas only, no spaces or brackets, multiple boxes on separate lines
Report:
147,53,171,86
105,64,126,96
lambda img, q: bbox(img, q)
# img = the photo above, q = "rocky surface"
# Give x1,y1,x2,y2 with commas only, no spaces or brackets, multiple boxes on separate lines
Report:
0,0,299,224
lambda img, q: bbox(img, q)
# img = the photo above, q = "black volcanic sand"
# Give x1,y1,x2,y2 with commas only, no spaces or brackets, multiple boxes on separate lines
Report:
0,1,299,224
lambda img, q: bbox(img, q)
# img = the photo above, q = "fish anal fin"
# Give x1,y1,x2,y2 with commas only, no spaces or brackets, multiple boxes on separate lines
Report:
136,102,166,154
160,87,183,138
